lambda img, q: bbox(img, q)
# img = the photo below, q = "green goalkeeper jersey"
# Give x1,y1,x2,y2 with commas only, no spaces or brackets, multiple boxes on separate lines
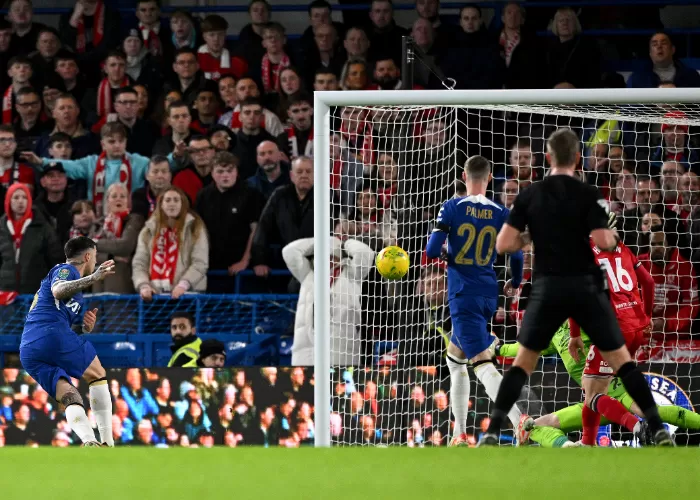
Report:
499,323,628,400
499,322,590,385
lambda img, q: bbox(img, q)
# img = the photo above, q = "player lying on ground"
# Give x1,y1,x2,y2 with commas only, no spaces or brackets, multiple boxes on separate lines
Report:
496,322,700,446
426,155,526,446
20,236,116,447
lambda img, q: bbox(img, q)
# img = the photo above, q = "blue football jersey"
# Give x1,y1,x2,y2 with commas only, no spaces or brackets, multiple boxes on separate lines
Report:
23,264,84,341
434,194,509,299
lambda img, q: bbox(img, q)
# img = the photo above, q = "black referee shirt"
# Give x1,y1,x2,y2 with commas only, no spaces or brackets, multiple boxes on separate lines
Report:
507,174,609,277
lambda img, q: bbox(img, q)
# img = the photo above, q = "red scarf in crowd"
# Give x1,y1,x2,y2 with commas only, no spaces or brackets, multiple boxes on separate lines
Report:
330,264,341,287
261,53,290,93
140,23,161,56
147,189,157,217
102,211,129,239
76,0,105,53
286,126,313,158
97,77,129,118
228,108,266,132
2,87,13,124
331,159,343,191
499,30,520,67
377,182,397,209
4,183,32,264
340,117,374,165
0,162,22,189
150,227,179,290
93,152,132,217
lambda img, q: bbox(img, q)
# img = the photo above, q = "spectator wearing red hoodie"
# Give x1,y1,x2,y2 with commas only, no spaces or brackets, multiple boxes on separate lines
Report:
638,228,700,337
0,183,63,293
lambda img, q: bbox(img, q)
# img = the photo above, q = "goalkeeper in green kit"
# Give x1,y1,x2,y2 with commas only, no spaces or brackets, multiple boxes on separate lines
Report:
495,322,700,447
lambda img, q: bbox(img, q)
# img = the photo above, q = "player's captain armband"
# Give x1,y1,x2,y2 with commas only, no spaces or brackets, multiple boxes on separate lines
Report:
433,222,450,233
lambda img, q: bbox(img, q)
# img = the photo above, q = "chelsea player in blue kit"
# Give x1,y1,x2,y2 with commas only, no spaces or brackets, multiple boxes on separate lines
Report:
20,236,116,446
426,155,525,446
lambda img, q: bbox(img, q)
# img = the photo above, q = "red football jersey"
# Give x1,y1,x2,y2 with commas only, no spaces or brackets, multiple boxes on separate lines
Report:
591,240,648,333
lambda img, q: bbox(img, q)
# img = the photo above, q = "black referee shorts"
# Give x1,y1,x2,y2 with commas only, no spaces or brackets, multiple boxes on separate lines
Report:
518,274,626,353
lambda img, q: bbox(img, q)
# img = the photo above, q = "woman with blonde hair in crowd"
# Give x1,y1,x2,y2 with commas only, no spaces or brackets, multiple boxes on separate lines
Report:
132,186,209,301
93,183,145,293
340,58,368,91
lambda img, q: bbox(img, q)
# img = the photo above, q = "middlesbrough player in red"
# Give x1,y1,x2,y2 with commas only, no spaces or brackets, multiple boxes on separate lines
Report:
568,214,656,446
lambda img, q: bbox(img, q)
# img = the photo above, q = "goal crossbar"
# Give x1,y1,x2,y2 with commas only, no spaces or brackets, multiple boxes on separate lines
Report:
312,87,700,447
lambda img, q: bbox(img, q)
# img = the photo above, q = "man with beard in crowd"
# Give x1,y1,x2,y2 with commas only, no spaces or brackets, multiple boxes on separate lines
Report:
167,311,201,367
248,140,290,201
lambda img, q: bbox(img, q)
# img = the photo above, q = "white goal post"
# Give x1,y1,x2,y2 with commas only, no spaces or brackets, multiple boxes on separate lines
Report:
313,88,700,447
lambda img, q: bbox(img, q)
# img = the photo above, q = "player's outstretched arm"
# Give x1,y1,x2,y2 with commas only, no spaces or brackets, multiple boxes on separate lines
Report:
52,261,116,301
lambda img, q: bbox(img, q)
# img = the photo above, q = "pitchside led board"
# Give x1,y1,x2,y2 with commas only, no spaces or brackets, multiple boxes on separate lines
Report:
0,363,695,447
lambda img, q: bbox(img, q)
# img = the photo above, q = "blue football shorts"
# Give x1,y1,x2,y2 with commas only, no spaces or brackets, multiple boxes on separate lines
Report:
448,295,497,359
19,326,97,399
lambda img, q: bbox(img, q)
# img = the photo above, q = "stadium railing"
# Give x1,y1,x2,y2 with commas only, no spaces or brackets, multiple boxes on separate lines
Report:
0,292,299,368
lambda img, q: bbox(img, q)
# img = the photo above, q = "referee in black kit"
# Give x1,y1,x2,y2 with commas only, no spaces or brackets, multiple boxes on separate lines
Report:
478,129,673,447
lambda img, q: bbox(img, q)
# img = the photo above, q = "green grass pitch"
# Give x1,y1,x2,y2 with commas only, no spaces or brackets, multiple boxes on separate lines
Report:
2,447,697,499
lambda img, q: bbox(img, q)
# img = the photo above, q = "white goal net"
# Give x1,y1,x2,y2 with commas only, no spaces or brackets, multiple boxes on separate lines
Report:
316,90,700,447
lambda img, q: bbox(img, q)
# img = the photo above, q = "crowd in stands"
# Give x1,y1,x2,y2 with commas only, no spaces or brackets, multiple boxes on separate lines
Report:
0,0,697,446
0,366,315,447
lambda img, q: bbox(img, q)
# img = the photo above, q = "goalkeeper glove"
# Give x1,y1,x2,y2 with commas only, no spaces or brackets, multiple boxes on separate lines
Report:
608,211,617,230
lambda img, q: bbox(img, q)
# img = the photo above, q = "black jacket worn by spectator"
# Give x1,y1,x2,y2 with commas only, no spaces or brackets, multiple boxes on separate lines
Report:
34,190,75,246
247,163,291,201
163,73,215,106
131,183,160,221
59,7,122,87
545,36,601,89
251,185,314,269
122,118,161,158
440,30,504,90
499,28,545,89
237,25,265,64
232,129,278,180
152,131,192,156
10,22,48,56
15,119,54,153
0,210,64,293
194,181,265,270
128,53,165,96
366,21,408,63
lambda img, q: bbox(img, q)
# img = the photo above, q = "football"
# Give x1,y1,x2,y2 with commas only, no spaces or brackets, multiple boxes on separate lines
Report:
375,246,410,280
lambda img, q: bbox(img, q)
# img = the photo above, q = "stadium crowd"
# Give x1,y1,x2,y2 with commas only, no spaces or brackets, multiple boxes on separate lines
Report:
0,0,696,446
0,366,315,447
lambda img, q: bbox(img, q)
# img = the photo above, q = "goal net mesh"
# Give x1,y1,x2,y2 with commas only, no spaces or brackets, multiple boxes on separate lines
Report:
327,102,700,447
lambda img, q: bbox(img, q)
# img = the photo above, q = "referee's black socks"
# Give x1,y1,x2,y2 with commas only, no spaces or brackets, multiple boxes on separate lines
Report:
486,366,529,434
617,362,664,431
